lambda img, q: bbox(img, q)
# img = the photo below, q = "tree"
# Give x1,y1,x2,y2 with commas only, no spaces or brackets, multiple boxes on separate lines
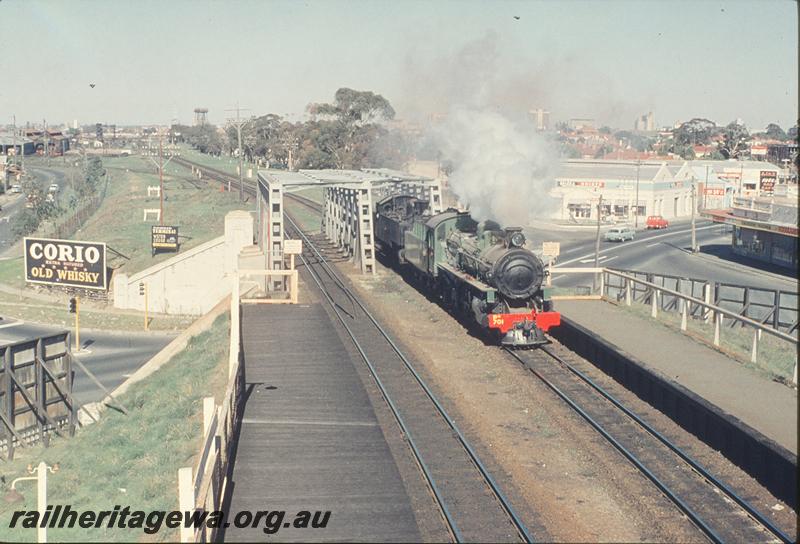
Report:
673,118,716,146
764,123,787,141
308,88,395,126
719,121,750,159
12,208,40,238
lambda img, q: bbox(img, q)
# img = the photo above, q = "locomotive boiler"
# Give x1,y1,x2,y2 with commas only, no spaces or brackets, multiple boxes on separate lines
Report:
374,194,560,347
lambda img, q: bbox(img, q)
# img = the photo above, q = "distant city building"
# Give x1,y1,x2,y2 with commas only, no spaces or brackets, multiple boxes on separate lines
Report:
634,112,655,132
528,108,550,131
568,118,595,131
72,119,78,130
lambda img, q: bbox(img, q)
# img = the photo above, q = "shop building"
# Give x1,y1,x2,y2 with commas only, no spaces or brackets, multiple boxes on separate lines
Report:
703,196,798,271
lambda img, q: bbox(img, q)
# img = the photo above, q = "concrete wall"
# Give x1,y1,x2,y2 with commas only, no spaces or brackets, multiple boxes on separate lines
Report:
113,210,254,315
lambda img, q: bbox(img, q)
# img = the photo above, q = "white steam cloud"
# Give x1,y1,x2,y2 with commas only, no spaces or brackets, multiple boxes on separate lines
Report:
398,32,567,226
435,108,558,226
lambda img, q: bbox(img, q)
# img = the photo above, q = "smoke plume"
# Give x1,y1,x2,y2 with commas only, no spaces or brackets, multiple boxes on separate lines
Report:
435,108,558,226
398,32,564,225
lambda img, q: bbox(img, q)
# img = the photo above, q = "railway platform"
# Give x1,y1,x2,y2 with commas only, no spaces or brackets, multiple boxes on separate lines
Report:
224,303,421,542
555,299,797,454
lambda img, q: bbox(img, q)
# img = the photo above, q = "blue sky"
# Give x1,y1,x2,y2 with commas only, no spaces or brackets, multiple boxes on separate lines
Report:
0,0,796,130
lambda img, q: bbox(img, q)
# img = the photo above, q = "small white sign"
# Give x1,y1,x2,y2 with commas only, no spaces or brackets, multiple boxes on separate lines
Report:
542,241,561,257
284,239,303,255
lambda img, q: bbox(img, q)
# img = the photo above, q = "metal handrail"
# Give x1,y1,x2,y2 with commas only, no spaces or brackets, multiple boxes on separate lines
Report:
606,269,796,344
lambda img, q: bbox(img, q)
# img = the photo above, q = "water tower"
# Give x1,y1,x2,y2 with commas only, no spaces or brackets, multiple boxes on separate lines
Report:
193,108,209,126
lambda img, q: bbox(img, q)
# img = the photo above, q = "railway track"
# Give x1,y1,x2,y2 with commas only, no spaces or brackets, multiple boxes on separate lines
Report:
506,345,793,544
284,211,536,543
177,154,793,542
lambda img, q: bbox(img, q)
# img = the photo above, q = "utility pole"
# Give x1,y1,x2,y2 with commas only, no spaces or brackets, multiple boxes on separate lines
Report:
593,194,603,292
226,102,251,200
159,134,164,225
690,177,698,253
43,119,49,162
144,127,178,224
11,115,17,170
634,159,641,228
703,165,709,209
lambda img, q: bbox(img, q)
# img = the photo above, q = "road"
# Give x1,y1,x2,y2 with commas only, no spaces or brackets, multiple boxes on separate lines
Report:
1,166,68,253
0,318,175,405
527,219,797,291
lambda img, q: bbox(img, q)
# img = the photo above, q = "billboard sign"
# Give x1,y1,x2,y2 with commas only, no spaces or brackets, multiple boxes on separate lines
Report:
151,225,179,253
759,171,777,195
24,237,107,290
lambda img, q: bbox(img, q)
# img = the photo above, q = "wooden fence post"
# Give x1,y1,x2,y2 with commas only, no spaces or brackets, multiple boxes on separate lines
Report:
178,467,194,543
203,397,215,436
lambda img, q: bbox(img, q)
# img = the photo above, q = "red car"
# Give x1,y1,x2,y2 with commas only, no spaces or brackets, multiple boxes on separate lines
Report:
646,215,669,229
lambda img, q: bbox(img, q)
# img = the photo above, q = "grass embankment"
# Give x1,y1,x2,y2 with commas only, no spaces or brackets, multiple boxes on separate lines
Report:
0,313,230,542
176,145,252,177
0,289,193,331
84,155,252,275
612,299,796,383
0,155,251,330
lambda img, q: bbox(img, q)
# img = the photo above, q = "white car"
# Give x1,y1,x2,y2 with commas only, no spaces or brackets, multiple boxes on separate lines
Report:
604,226,636,242
48,184,59,193
9,184,22,194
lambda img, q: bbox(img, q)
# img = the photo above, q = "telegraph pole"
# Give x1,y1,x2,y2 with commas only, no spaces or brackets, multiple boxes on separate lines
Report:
159,133,164,225
593,194,603,292
226,103,251,201
634,159,641,228
43,119,48,162
690,178,698,253
12,114,18,168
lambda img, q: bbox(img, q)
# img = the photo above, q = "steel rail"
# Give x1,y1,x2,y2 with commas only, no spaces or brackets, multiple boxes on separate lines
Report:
504,348,724,544
285,213,535,543
295,239,464,542
538,345,793,544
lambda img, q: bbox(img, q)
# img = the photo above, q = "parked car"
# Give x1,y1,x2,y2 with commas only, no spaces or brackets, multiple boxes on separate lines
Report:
646,215,669,229
48,184,59,193
9,184,22,194
604,226,635,242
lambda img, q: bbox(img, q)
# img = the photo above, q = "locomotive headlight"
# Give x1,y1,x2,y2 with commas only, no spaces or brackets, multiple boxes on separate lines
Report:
510,231,526,248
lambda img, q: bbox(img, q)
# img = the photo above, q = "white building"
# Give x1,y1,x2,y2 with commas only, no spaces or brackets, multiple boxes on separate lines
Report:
550,159,783,222
678,160,781,198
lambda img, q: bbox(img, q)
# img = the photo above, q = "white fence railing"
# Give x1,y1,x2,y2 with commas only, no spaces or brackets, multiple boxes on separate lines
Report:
553,267,798,385
177,283,245,542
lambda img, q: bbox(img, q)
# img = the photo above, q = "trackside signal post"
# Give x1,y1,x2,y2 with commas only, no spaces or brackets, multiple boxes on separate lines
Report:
69,296,79,350
139,282,148,330
542,242,560,287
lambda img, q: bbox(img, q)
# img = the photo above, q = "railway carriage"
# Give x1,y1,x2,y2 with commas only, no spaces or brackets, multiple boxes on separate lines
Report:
374,195,560,347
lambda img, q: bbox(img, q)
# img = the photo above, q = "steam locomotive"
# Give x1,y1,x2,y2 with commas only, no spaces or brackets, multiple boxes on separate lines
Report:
375,194,560,347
